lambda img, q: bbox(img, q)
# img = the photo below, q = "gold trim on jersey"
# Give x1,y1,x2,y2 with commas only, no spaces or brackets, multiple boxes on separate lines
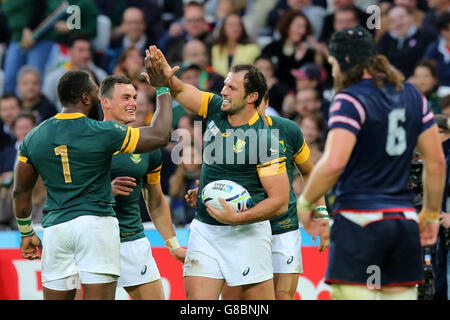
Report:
265,115,273,126
54,113,86,119
119,127,140,154
147,165,162,184
256,157,287,177
18,155,28,163
293,141,310,165
248,111,260,126
199,92,215,118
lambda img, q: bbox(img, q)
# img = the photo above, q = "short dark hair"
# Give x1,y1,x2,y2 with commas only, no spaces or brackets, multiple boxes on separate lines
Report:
99,75,133,99
231,64,267,108
0,93,21,105
415,59,438,78
12,112,36,130
440,94,450,110
68,33,91,48
437,12,450,31
277,10,313,41
57,71,93,105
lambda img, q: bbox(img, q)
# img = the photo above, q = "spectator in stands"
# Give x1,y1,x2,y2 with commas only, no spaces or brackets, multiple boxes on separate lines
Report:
113,47,145,87
43,34,108,111
182,39,224,94
291,62,327,93
1,0,54,94
422,0,450,37
158,1,214,65
320,0,370,43
267,0,326,39
0,94,22,147
169,141,202,226
105,7,152,73
17,66,57,123
411,60,442,113
295,112,324,163
0,112,46,229
211,13,261,78
377,5,437,79
109,0,165,47
294,88,323,119
440,94,450,117
262,10,316,90
424,12,450,88
254,55,290,114
208,0,247,37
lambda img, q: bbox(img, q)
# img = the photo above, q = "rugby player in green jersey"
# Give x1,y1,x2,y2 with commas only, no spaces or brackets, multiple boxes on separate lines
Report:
188,94,331,300
12,46,179,300
100,74,186,300
144,48,290,300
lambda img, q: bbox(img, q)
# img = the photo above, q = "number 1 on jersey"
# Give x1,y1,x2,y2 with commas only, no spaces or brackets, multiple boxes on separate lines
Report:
54,145,72,183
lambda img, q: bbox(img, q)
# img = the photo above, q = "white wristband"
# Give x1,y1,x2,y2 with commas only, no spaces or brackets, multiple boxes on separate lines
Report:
297,195,315,214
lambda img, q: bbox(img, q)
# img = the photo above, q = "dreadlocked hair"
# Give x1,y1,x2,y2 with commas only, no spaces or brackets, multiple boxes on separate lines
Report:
336,55,404,93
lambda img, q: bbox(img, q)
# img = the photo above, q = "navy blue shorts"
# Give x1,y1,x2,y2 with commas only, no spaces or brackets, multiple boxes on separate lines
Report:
325,213,424,287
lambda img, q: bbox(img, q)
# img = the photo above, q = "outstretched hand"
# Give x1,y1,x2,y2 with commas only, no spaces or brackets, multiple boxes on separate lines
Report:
141,46,179,88
185,180,200,208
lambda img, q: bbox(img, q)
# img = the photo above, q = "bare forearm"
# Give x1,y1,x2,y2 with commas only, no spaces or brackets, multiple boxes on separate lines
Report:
300,169,326,207
146,199,176,240
302,156,342,204
234,196,288,224
422,161,446,212
13,190,33,219
135,93,172,152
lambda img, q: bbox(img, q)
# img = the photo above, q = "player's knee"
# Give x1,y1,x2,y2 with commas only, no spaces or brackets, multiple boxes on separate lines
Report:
379,286,417,300
331,284,378,300
275,289,294,300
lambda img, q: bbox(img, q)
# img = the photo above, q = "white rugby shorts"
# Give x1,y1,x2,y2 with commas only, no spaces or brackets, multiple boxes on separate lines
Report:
41,215,121,289
271,229,303,274
117,236,161,287
183,219,273,286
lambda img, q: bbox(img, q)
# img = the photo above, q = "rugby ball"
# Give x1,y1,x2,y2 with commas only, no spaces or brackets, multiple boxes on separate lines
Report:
201,180,253,213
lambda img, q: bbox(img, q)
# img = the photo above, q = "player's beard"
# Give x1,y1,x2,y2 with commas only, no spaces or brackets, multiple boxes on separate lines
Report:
88,99,102,121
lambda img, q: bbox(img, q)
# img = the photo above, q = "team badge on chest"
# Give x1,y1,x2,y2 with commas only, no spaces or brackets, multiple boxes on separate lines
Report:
130,154,142,164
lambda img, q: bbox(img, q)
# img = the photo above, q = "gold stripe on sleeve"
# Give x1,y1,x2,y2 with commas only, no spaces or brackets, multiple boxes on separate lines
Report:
257,157,287,177
198,92,214,118
147,165,162,184
122,127,140,154
294,142,310,165
119,126,132,153
18,155,28,163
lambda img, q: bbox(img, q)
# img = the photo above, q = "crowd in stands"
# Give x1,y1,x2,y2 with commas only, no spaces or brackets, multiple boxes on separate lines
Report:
1,0,450,229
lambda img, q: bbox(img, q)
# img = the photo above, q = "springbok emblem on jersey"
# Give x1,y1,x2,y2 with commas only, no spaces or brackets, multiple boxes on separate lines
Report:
233,139,246,153
130,154,142,164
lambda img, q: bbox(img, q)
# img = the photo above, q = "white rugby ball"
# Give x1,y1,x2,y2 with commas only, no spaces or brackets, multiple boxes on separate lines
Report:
201,180,253,213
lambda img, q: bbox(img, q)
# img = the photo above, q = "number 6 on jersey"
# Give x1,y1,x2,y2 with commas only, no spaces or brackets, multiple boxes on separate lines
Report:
54,145,72,183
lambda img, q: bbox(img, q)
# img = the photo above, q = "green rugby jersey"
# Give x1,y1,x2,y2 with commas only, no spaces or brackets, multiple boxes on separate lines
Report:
18,113,140,227
110,150,162,242
196,92,287,225
265,115,311,235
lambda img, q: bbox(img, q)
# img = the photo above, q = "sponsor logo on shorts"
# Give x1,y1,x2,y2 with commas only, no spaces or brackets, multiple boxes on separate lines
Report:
141,265,147,275
287,256,294,264
242,267,250,276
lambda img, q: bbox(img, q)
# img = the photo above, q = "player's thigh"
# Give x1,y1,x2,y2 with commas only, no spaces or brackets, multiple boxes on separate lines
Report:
331,284,378,300
184,276,225,300
379,286,417,300
43,287,77,300
241,279,275,300
273,273,299,300
221,283,244,300
117,237,161,289
125,279,165,300
82,281,117,300
72,215,121,278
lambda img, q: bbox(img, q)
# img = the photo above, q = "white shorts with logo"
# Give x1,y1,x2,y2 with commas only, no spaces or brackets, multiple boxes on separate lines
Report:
183,219,273,286
117,236,161,287
41,215,121,289
272,229,303,274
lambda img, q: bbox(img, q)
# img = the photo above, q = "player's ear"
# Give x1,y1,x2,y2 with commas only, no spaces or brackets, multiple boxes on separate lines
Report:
101,97,110,109
246,92,258,105
81,92,91,105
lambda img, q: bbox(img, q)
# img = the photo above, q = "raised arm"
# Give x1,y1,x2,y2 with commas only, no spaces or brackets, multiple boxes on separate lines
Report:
134,46,179,154
142,46,204,115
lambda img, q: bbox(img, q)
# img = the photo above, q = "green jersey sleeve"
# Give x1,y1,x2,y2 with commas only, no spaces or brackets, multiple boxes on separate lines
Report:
146,149,163,185
198,91,223,121
98,120,140,154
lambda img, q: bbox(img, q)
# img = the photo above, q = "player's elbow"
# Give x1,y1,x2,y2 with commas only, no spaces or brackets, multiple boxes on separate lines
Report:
273,193,289,216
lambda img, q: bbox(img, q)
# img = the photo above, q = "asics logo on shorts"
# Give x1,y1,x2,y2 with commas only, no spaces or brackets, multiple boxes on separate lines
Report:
287,256,294,264
243,267,250,276
141,265,147,275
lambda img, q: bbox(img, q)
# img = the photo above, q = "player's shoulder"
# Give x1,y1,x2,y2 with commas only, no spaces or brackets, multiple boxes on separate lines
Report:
22,116,55,145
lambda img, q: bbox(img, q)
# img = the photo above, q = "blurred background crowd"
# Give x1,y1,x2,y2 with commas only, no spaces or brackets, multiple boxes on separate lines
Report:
1,0,450,229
